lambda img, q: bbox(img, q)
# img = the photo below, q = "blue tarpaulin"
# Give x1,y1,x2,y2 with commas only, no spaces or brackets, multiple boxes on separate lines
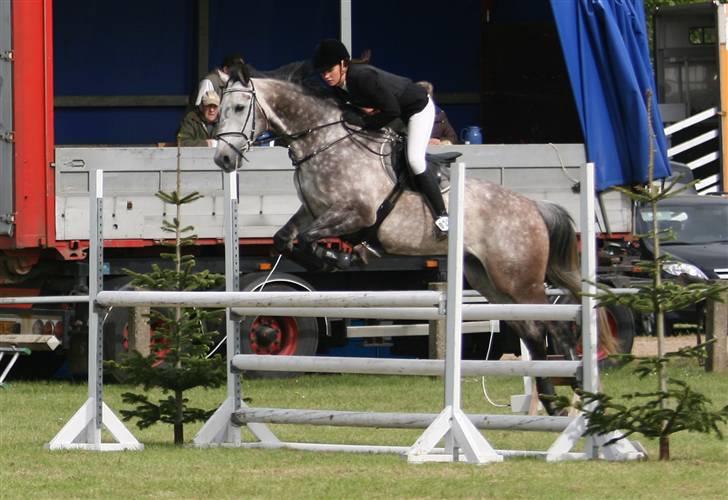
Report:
550,0,671,191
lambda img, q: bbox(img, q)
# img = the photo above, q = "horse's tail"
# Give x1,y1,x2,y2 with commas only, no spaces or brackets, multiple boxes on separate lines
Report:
535,201,618,356
536,201,580,297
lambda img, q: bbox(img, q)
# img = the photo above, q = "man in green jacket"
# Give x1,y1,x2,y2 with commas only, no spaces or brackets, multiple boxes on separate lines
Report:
177,90,220,146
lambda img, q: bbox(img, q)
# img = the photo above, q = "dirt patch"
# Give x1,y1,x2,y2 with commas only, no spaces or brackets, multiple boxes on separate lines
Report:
632,334,699,357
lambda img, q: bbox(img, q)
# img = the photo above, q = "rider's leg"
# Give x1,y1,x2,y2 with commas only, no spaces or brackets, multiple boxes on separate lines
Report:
415,168,448,232
407,97,448,234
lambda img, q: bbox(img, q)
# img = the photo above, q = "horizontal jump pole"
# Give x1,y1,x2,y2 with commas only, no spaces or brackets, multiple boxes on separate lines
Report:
232,408,573,432
0,295,90,305
231,355,581,378
234,441,588,461
95,290,441,309
231,304,580,321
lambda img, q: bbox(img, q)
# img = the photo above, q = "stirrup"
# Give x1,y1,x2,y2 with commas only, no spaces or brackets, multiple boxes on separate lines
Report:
434,216,449,232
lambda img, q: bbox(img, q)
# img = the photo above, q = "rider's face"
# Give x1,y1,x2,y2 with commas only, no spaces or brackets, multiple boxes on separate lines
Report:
320,61,346,87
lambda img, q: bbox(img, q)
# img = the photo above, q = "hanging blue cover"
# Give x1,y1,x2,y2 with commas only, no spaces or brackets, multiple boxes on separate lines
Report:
550,0,671,191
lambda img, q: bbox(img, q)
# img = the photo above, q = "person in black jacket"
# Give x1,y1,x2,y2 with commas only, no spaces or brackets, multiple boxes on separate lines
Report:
312,39,448,236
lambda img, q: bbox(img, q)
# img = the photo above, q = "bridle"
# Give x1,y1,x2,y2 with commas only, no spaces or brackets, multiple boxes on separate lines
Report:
215,79,261,162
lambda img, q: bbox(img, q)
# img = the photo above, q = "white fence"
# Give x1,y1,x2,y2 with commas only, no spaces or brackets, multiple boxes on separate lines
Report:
47,159,644,464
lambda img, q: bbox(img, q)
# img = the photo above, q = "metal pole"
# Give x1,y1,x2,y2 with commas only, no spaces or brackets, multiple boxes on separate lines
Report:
580,163,598,395
340,0,352,53
97,290,442,308
444,162,466,411
233,408,573,432
224,171,241,441
581,163,599,458
231,354,580,378
86,168,104,446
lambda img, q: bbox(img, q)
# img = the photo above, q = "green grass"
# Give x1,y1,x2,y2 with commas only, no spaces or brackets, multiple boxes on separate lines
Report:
1,362,727,499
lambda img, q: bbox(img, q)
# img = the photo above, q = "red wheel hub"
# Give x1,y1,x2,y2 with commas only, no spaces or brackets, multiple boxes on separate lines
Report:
248,316,298,355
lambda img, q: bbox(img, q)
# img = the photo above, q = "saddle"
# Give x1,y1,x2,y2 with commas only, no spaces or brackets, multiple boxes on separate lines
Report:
342,135,461,252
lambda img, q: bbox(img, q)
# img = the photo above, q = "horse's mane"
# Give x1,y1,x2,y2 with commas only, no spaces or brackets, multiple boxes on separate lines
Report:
229,58,337,101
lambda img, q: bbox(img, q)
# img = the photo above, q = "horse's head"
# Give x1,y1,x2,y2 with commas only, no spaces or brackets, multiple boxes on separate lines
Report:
214,60,258,172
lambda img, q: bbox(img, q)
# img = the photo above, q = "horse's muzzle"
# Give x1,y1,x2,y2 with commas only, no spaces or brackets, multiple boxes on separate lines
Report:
213,145,238,173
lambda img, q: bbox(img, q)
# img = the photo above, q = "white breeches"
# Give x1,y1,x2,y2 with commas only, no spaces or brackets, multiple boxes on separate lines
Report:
406,97,435,175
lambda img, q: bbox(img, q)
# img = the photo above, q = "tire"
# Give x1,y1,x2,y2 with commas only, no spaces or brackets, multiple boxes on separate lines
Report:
599,303,636,368
238,273,321,378
639,312,675,338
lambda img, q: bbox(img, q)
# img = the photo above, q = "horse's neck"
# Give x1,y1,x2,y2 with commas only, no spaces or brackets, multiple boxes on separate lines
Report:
256,78,396,198
255,79,339,136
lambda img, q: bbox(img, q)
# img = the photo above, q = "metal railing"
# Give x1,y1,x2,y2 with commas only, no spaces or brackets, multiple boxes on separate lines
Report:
664,107,721,193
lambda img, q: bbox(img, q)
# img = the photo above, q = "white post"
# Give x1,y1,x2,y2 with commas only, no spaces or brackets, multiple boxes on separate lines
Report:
407,163,502,464
546,162,644,462
48,169,141,451
194,171,279,446
340,0,352,53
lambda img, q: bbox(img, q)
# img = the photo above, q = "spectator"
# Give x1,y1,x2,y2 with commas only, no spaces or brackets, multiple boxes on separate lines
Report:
177,91,220,147
416,81,458,145
191,53,241,107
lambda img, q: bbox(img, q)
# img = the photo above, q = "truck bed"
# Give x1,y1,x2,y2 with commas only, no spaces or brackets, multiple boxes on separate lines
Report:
54,143,631,242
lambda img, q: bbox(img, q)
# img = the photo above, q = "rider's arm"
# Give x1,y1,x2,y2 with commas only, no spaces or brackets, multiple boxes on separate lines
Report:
347,69,401,129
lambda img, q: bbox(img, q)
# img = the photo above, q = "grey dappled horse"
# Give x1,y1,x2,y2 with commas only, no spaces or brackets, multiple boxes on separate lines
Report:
213,63,611,414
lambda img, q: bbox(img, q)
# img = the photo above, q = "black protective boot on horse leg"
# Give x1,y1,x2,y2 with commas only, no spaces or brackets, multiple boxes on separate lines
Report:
414,169,449,238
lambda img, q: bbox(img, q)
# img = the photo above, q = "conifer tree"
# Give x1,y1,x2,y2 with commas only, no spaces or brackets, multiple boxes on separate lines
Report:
107,143,225,444
555,90,728,459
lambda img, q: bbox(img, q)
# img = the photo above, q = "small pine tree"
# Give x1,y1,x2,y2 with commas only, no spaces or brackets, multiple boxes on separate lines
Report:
106,143,226,444
555,90,728,460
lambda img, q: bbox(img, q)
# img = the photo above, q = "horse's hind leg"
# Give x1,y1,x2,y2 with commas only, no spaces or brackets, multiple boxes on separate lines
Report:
463,254,560,415
517,324,560,415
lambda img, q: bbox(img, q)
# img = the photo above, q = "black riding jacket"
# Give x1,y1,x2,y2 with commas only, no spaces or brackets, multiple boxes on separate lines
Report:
331,64,428,129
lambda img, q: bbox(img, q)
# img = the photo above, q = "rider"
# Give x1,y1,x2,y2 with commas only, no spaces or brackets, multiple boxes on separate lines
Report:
312,39,449,236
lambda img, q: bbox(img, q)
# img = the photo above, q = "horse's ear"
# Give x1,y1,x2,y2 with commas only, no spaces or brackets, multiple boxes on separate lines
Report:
229,58,251,85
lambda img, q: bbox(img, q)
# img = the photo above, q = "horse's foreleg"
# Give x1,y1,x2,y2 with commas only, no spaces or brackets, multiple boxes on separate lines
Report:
274,206,365,271
273,206,310,253
272,207,333,271
298,205,371,245
284,206,372,270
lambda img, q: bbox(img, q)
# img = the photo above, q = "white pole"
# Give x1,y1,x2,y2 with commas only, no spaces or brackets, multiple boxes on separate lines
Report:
580,163,599,395
86,168,103,446
340,0,352,53
231,354,580,378
48,169,141,451
581,162,599,458
97,290,442,308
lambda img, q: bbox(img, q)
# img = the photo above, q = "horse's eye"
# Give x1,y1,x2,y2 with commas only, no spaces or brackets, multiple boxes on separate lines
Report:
234,105,245,113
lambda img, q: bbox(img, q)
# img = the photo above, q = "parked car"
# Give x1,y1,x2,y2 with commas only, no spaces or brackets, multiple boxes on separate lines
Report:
634,188,728,334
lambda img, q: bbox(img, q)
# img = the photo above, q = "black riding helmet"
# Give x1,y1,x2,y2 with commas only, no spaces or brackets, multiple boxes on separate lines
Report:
313,39,350,71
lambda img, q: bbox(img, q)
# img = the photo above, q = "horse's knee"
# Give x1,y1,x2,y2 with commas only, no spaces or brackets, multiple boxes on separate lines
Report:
273,229,294,253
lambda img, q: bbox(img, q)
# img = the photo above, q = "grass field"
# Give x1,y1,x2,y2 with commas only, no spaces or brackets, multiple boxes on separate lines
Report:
1,360,727,499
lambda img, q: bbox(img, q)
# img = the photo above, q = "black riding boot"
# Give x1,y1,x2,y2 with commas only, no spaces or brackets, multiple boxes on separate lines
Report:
414,170,449,237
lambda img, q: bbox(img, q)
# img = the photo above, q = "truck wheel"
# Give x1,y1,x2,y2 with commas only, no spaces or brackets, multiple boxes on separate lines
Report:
238,273,321,378
600,303,636,367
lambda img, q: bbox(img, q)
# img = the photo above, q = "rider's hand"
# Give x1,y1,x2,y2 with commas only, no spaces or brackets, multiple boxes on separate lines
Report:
342,110,365,127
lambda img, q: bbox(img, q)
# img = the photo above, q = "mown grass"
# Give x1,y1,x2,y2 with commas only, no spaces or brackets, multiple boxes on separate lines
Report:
1,361,727,499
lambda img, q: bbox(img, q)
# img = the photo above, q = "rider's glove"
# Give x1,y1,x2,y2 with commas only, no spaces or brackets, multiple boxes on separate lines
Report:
342,110,365,128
